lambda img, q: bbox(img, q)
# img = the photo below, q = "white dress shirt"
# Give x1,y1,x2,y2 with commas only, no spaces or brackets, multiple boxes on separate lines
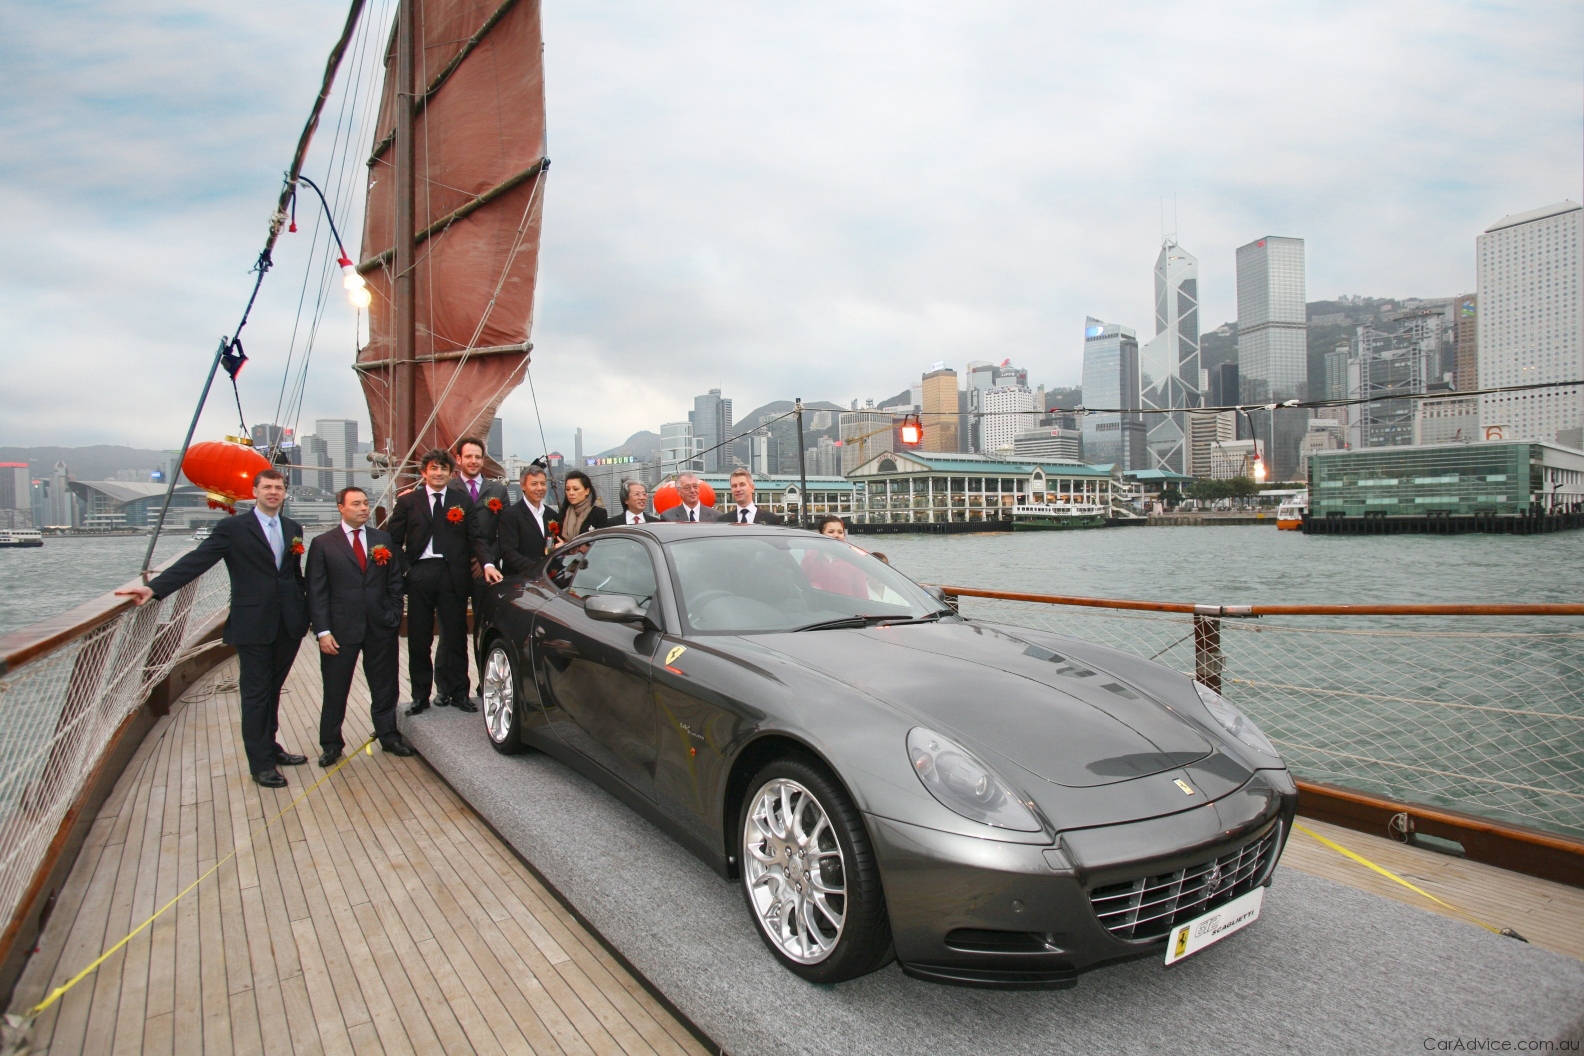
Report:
680,501,703,522
254,506,285,567
734,503,760,523
623,509,648,525
420,486,447,560
523,500,547,534
460,473,484,503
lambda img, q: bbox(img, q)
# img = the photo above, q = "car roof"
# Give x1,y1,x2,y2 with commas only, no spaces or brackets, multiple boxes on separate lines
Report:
593,522,813,542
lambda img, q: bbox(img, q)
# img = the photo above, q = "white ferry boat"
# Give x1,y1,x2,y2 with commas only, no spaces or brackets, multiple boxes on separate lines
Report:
1011,502,1108,530
1277,491,1308,531
0,529,43,548
192,524,215,542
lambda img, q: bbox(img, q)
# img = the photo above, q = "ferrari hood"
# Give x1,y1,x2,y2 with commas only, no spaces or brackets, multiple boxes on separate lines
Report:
758,621,1212,788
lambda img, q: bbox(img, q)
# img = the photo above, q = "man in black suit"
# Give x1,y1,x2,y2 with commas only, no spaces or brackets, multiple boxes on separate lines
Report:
116,468,309,788
306,486,414,765
616,479,662,525
454,435,508,688
494,462,555,576
659,472,721,522
726,468,783,524
386,450,476,716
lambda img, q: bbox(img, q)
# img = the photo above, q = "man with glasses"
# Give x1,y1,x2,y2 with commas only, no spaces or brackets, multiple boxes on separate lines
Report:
660,472,720,522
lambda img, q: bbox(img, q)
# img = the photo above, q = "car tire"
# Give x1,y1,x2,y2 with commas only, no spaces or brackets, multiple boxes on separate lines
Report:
739,757,893,983
480,640,525,755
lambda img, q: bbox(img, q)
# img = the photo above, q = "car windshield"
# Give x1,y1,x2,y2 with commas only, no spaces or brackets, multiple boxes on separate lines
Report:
666,534,943,633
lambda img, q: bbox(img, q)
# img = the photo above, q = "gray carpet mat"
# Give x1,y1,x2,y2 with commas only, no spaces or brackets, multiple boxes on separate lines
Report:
400,706,1584,1056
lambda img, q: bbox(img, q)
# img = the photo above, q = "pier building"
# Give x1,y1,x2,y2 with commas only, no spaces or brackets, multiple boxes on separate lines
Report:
1307,439,1584,533
844,450,1118,527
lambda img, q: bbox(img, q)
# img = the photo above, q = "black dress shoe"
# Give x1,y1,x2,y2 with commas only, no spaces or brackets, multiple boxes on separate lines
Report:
276,751,308,766
405,699,430,716
317,750,343,768
380,737,416,757
433,696,451,708
452,697,479,713
252,769,287,788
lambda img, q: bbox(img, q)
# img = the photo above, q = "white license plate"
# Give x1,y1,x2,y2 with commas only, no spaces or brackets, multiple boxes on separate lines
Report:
1163,886,1263,965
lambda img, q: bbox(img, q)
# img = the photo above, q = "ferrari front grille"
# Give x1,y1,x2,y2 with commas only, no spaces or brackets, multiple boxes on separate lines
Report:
1086,822,1281,943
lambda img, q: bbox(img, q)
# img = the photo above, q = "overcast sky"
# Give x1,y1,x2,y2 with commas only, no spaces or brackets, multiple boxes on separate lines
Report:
2,0,1580,458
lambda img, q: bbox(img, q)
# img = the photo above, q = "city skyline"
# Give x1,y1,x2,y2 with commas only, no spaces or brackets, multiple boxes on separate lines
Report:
3,2,1581,456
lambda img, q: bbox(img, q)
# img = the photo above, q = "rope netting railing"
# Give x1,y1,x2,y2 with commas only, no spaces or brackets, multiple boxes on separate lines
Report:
0,563,229,938
946,594,1584,842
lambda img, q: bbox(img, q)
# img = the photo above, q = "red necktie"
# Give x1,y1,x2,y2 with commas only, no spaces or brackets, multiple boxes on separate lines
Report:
352,528,367,571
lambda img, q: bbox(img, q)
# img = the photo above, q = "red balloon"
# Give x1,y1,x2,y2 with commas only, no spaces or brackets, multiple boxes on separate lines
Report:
183,440,273,509
652,479,715,515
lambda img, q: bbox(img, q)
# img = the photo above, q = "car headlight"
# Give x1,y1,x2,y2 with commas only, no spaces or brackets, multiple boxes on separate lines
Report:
1194,682,1279,758
907,728,1043,831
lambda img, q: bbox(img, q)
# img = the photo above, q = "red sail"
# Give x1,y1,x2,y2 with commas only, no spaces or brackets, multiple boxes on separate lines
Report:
357,0,546,463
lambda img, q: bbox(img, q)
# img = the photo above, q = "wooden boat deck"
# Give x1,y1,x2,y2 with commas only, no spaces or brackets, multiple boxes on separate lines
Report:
8,646,710,1056
8,646,1582,1054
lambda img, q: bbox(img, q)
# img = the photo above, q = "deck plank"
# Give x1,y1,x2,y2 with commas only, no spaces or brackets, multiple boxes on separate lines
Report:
8,644,710,1055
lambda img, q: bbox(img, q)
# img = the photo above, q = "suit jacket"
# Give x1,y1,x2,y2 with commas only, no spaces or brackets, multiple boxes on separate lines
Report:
456,475,510,573
497,500,554,575
660,503,721,523
556,503,609,541
306,524,404,646
614,510,663,525
729,506,784,525
147,510,309,646
385,485,473,594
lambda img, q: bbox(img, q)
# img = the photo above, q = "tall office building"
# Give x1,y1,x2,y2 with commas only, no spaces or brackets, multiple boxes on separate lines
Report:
50,461,71,526
980,385,1041,455
660,422,704,473
1139,240,1202,474
1452,295,1477,392
1236,236,1308,479
314,419,358,490
1477,202,1584,448
689,389,733,472
921,367,960,452
0,463,31,529
251,423,291,454
964,360,1029,452
1080,317,1145,470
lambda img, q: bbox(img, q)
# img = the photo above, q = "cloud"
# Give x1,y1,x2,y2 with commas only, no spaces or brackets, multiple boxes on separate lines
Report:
2,0,1580,456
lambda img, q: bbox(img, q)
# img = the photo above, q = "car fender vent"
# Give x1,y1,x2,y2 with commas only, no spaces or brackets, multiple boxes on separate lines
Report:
943,928,1063,955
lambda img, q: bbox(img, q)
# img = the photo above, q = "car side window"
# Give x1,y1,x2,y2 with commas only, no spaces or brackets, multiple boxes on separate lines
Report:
562,538,659,608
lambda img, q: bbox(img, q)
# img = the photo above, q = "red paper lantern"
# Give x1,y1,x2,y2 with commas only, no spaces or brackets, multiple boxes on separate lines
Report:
183,440,273,513
652,479,716,515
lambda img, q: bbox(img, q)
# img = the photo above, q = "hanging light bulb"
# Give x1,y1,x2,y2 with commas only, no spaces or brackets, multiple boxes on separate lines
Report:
338,255,370,308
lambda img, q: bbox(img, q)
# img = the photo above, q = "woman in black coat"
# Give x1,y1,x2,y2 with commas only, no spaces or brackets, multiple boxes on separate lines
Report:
555,469,608,543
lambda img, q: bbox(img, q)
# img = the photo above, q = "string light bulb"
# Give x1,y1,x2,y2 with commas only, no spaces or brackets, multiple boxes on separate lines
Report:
338,255,370,309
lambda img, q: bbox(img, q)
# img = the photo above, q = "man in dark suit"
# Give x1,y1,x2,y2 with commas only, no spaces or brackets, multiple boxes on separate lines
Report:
453,435,508,690
116,468,309,787
726,468,783,524
494,462,555,576
659,472,721,522
306,486,414,765
386,450,476,716
616,479,662,525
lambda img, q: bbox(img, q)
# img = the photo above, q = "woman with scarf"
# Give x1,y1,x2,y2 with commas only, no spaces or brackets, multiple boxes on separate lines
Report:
552,470,608,546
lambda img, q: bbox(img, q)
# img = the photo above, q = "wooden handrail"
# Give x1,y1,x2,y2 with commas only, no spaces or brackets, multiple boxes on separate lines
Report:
0,554,185,678
937,585,1584,618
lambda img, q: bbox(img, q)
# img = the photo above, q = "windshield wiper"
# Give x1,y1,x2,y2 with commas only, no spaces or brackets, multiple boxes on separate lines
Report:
791,612,946,632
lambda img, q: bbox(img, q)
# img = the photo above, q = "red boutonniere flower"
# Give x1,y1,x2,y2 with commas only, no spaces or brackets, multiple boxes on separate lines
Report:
371,544,392,566
547,520,561,537
486,497,503,513
290,536,305,556
446,506,465,523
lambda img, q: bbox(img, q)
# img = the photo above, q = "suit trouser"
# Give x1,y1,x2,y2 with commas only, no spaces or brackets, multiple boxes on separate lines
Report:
318,626,399,751
235,627,303,774
406,559,467,703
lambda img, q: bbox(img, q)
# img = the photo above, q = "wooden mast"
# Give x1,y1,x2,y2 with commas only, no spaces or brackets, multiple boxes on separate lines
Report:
392,0,417,483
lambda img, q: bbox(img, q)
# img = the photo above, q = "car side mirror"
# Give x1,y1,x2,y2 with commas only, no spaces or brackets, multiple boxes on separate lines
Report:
584,594,653,625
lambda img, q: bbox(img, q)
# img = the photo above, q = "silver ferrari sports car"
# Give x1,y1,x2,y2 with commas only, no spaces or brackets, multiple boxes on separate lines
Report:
475,523,1295,988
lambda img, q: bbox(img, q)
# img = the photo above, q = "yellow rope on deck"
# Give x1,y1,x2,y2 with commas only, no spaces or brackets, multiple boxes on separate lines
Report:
29,736,379,1018
1293,822,1514,938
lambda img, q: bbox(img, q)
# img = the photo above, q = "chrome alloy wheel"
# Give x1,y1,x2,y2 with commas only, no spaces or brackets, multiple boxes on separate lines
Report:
481,646,514,743
742,778,847,964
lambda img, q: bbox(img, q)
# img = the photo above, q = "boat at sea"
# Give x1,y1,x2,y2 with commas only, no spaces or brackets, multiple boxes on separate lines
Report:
0,530,43,548
1276,490,1307,531
190,524,213,542
1011,501,1108,529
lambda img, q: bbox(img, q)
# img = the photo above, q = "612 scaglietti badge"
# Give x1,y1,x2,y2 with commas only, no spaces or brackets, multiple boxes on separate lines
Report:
476,524,1296,988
